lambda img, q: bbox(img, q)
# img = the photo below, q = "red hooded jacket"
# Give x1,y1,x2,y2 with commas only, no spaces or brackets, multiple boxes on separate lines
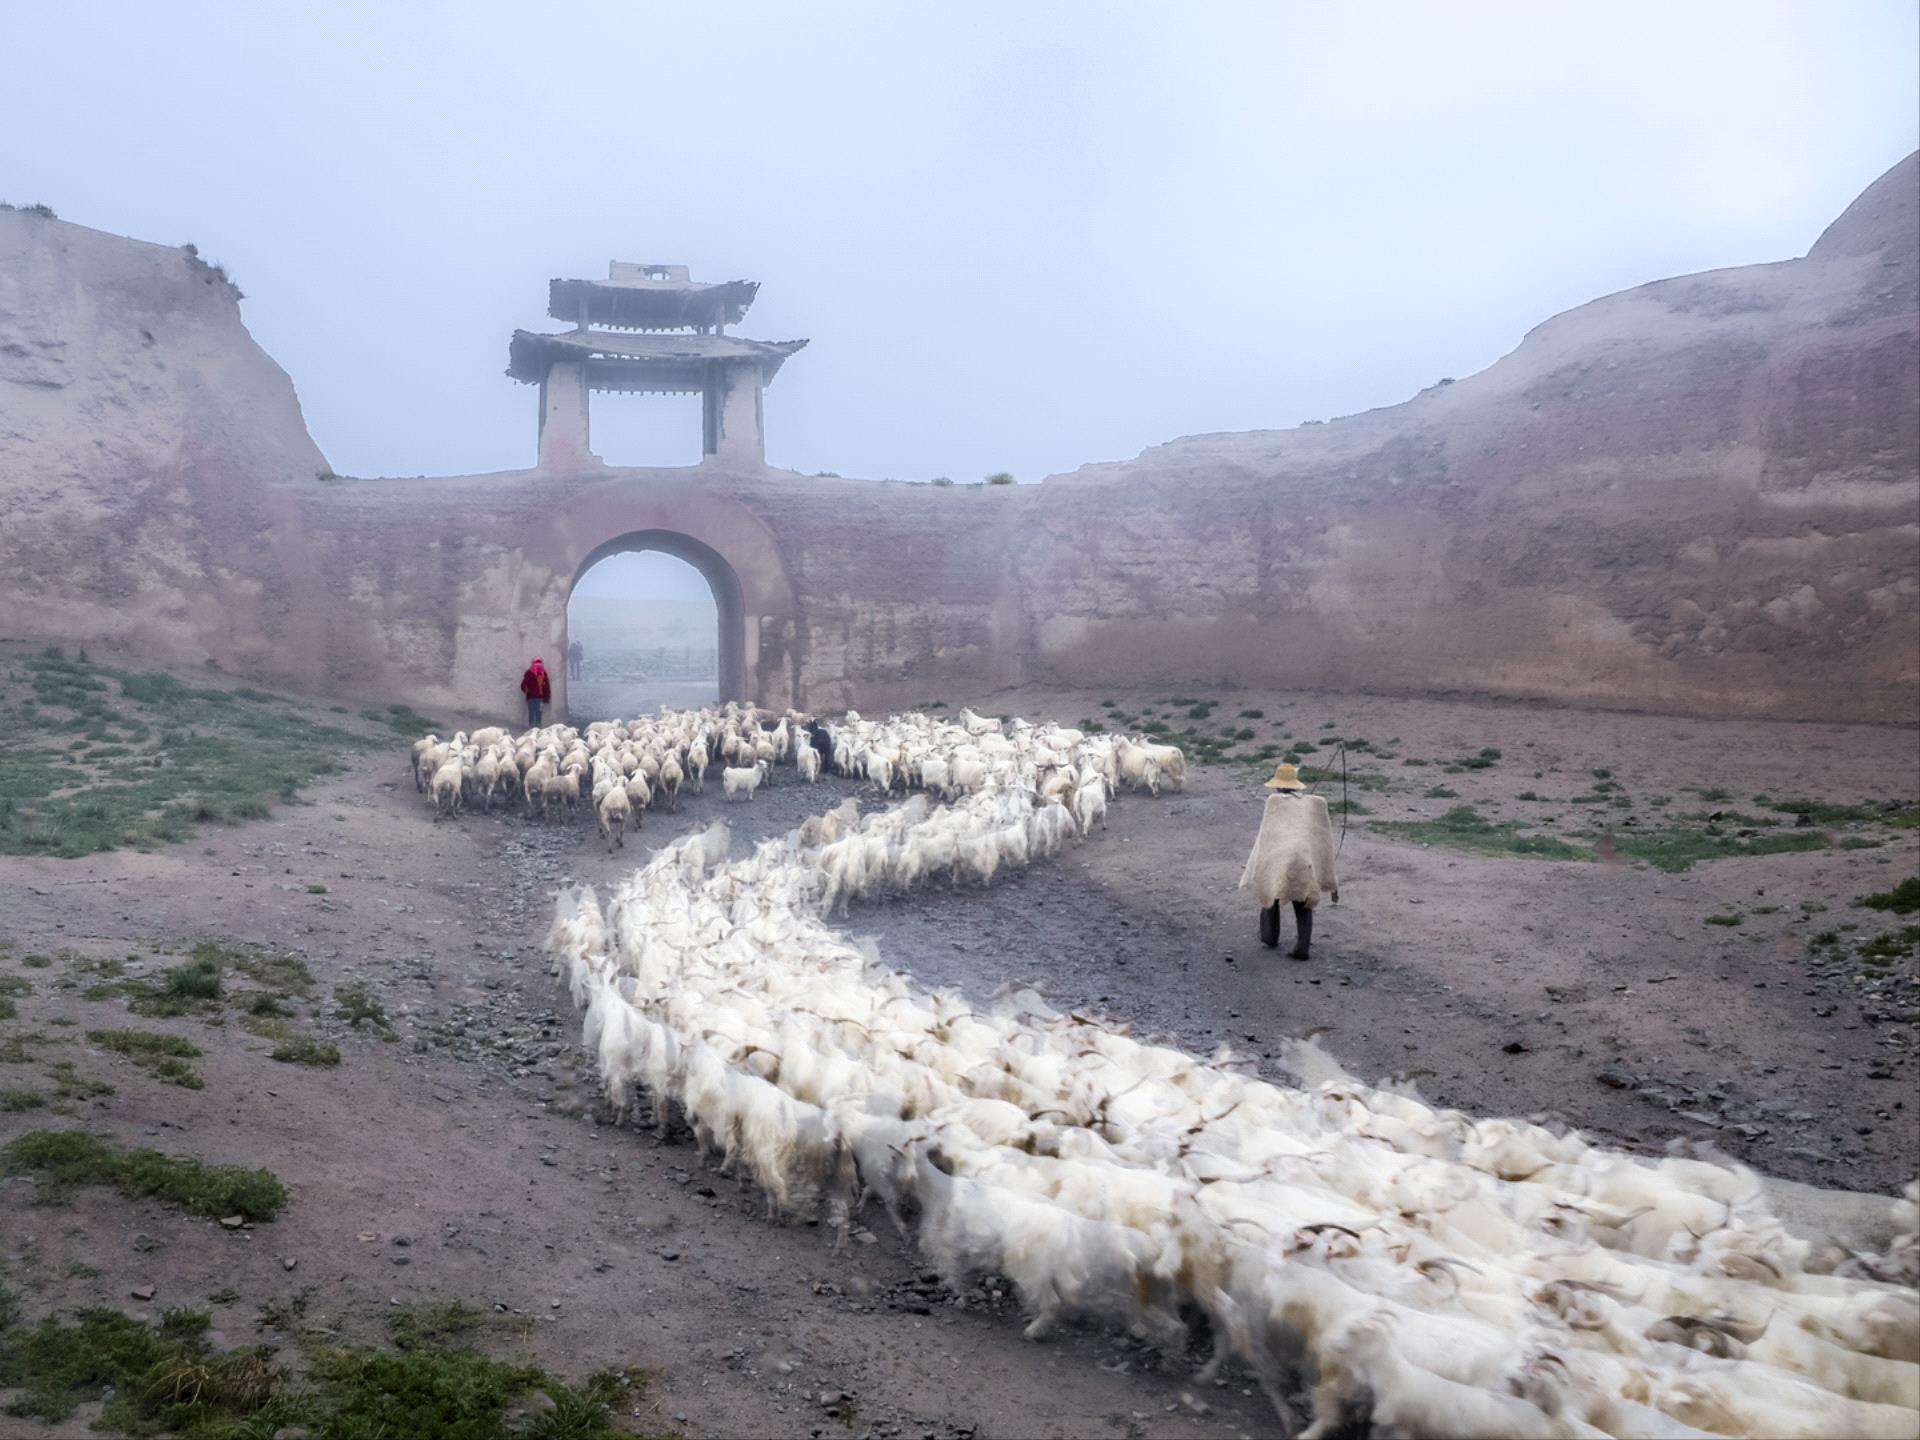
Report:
520,660,551,702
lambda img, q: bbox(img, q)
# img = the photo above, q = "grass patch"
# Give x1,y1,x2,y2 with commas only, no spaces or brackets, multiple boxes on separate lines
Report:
333,983,393,1036
1297,766,1392,792
1703,913,1745,928
1592,827,1829,873
0,1088,46,1112
1676,809,1779,827
2,1130,285,1219
88,1028,205,1088
363,701,444,735
0,1306,242,1427
1373,806,1589,861
1424,785,1459,800
1765,796,1886,826
1858,926,1920,962
1449,748,1503,770
270,1036,341,1068
0,1305,627,1437
387,1300,532,1352
45,1062,113,1101
305,1344,627,1439
0,1031,59,1064
0,650,376,858
1859,877,1920,917
124,954,224,1017
194,940,314,997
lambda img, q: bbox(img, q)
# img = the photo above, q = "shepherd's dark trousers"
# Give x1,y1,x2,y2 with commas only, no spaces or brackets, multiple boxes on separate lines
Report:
1259,900,1313,956
527,698,543,727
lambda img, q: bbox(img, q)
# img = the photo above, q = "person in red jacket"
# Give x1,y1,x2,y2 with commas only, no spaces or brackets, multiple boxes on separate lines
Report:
519,657,552,727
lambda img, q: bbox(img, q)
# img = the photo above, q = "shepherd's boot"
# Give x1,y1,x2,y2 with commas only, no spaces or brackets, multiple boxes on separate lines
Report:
1259,902,1281,949
1287,901,1313,961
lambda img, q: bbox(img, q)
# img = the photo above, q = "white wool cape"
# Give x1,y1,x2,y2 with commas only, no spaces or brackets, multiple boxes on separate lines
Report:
1238,792,1337,907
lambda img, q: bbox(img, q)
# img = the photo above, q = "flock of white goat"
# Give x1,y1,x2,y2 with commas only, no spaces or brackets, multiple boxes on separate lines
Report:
410,701,1182,858
414,702,1918,1437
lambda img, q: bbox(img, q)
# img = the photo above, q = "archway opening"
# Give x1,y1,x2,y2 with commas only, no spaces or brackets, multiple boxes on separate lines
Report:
565,534,743,722
590,393,706,468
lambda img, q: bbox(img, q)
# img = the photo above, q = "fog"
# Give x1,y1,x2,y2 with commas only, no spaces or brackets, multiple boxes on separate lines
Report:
568,552,721,718
5,2,1916,486
573,552,714,606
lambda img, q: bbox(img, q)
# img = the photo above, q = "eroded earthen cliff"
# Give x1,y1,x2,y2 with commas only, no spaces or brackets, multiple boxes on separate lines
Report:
1,157,1914,723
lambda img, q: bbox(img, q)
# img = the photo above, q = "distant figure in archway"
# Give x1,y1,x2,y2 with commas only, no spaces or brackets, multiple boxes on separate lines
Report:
520,657,552,728
567,638,586,681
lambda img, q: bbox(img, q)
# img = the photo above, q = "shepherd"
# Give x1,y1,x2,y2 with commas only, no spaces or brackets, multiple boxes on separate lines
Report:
519,656,552,728
1239,761,1339,960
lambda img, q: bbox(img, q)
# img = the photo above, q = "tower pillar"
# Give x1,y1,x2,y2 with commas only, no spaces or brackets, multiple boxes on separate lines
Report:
538,359,593,468
709,361,765,465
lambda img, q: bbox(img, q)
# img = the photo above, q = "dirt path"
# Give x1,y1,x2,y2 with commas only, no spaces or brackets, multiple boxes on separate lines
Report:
1,760,1273,1440
2,684,1916,1438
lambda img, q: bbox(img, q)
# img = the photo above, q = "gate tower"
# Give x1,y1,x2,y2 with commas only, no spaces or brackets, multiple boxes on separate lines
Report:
507,262,807,469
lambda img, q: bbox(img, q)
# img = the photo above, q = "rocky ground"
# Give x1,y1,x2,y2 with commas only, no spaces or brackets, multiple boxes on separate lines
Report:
1,681,1916,1438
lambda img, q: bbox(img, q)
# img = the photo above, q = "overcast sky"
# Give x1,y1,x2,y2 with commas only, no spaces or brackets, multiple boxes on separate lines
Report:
6,1,1916,503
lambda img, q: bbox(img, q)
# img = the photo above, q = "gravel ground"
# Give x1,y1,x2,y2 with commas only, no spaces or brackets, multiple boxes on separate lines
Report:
1,682,1915,1438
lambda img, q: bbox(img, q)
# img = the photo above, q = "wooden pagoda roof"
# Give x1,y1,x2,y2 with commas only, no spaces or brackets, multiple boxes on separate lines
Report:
507,330,808,392
547,277,759,331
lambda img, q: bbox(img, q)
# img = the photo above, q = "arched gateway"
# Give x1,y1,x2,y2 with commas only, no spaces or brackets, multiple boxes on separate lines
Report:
567,531,744,705
526,477,803,721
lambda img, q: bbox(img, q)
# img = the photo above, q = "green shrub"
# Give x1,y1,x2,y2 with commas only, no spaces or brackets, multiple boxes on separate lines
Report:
1766,797,1885,826
1859,877,1920,916
333,983,392,1035
1704,913,1744,927
125,956,223,1017
985,471,1016,485
88,1028,199,1059
1373,806,1588,861
0,1301,624,1434
387,1300,529,1352
270,1036,341,1068
2,1130,285,1219
1598,827,1827,873
1858,926,1920,962
88,1028,205,1088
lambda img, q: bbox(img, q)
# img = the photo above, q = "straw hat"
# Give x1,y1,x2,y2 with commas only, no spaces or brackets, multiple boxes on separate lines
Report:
1263,762,1305,790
